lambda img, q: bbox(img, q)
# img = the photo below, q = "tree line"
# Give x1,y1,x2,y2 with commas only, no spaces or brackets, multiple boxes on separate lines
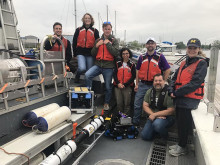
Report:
125,40,220,50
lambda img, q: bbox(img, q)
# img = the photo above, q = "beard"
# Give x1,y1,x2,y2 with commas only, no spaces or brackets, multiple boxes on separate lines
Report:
147,46,154,52
154,84,164,91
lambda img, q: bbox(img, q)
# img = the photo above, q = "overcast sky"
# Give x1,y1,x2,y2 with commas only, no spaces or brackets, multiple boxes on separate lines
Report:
13,0,220,44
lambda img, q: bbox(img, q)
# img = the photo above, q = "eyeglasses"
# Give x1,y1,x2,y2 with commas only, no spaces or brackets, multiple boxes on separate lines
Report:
146,42,155,45
122,53,129,55
103,21,111,24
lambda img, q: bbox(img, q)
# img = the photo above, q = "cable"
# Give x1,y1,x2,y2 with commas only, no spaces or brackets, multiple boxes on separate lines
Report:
0,147,30,165
82,0,87,12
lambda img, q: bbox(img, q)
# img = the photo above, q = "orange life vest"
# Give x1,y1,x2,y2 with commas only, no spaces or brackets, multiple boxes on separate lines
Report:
175,59,204,99
138,54,161,81
96,40,114,61
50,37,67,51
114,61,134,86
76,27,95,48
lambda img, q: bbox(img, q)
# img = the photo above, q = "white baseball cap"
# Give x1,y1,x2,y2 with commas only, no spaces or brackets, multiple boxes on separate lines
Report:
146,37,156,43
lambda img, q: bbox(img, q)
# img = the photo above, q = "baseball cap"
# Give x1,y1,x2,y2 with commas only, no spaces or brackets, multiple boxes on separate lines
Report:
187,38,201,48
146,37,156,44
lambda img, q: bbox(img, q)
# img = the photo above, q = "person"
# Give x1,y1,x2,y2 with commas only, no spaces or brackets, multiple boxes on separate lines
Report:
44,22,73,72
72,13,99,83
85,22,119,110
141,74,175,141
113,48,136,116
132,37,171,126
168,38,208,156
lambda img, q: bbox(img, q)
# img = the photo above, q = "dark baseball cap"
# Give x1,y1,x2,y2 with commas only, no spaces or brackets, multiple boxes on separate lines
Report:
187,38,201,48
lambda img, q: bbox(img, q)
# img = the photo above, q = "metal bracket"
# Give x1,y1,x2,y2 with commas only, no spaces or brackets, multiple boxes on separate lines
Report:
213,112,220,132
207,102,215,113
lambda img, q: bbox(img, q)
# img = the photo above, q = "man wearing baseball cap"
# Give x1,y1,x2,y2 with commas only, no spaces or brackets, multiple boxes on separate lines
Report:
133,37,171,126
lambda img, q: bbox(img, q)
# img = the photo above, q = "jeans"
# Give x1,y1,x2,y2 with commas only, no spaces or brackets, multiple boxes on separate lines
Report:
85,65,113,104
133,82,152,124
76,55,94,78
141,116,175,140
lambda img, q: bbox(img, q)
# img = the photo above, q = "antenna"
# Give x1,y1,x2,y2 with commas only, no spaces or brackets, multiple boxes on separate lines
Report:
74,0,77,29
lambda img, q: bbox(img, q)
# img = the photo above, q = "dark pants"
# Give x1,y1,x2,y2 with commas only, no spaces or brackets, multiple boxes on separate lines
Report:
176,107,193,147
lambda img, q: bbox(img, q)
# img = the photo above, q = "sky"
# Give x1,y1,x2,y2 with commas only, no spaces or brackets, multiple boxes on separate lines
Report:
13,0,220,45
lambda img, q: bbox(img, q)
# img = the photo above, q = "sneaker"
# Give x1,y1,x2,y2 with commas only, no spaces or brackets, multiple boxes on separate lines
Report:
103,104,109,111
169,144,178,150
169,145,187,156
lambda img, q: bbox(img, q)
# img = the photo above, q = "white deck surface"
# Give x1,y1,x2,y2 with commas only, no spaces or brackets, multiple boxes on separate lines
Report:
0,113,86,165
192,102,220,165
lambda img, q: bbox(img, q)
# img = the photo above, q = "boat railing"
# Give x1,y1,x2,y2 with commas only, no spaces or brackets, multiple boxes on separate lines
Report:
0,36,69,114
206,47,220,131
174,54,186,65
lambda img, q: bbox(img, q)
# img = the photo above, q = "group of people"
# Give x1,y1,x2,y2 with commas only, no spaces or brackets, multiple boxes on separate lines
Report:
44,13,208,157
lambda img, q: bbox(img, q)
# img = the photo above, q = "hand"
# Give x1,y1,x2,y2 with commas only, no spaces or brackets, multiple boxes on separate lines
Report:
157,116,166,119
149,114,156,121
52,35,58,43
171,93,176,98
117,83,124,89
134,85,138,92
104,39,110,44
96,40,104,48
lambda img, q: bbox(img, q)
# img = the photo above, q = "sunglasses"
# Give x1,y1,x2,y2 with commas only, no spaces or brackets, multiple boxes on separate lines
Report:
103,21,111,24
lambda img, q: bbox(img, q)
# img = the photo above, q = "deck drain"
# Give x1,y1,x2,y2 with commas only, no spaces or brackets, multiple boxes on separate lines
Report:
95,159,134,165
148,144,166,165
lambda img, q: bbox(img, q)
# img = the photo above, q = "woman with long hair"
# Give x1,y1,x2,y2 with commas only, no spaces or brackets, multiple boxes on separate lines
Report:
72,13,99,83
168,38,208,156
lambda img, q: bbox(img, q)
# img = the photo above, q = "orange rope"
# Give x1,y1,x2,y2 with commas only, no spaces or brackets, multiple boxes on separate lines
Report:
24,80,30,87
0,83,8,94
40,78,45,84
0,147,30,164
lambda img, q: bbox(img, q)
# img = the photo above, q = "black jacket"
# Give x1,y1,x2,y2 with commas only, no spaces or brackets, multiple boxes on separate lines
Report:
168,56,208,109
113,59,136,87
72,25,99,57
44,36,72,64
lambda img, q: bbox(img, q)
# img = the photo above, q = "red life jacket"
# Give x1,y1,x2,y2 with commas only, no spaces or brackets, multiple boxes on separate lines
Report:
175,59,204,99
96,40,114,61
114,61,134,86
138,53,161,81
77,27,95,48
50,37,67,51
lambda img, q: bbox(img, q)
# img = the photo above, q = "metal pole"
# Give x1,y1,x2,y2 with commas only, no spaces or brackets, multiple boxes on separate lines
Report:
51,63,58,92
124,30,126,46
98,12,100,32
74,0,77,29
107,5,108,22
37,64,45,97
207,47,219,113
115,11,116,37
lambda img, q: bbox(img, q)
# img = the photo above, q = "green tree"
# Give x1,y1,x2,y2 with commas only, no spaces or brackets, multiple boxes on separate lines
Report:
127,40,143,50
175,42,186,49
212,40,220,49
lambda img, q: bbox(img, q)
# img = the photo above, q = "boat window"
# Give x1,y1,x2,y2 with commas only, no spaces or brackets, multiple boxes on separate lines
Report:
161,47,172,52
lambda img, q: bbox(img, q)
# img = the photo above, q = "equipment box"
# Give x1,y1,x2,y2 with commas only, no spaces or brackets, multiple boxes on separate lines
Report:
69,87,94,113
